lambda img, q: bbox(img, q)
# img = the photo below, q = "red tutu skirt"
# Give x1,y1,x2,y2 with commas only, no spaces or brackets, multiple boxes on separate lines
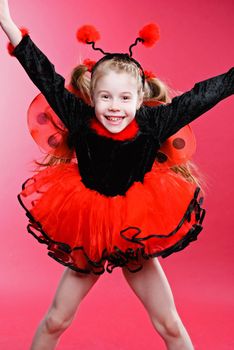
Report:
18,162,205,275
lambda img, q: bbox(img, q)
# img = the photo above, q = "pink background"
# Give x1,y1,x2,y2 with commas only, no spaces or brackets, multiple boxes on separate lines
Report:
0,0,233,349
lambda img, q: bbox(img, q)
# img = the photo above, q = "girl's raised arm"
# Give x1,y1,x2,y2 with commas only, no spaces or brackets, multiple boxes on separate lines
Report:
0,0,91,131
143,67,234,144
0,0,22,46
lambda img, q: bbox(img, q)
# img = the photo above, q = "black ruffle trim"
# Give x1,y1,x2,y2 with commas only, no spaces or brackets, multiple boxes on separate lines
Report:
17,186,205,275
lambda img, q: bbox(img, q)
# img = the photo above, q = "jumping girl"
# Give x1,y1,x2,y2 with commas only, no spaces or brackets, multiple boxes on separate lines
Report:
1,0,233,349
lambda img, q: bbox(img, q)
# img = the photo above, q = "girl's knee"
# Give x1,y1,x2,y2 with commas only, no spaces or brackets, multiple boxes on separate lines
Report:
152,313,183,339
44,309,73,334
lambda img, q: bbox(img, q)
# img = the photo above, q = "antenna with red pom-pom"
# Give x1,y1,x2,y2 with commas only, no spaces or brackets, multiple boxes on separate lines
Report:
76,25,109,55
75,22,160,88
129,23,160,56
76,22,160,58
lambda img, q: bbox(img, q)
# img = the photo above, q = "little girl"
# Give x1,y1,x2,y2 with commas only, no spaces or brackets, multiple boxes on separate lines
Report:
1,1,233,349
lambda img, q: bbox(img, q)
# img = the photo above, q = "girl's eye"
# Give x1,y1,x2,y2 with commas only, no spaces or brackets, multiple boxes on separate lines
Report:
101,95,109,99
122,96,130,100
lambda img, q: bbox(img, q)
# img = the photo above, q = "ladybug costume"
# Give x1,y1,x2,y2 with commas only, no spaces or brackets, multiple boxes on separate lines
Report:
11,29,234,275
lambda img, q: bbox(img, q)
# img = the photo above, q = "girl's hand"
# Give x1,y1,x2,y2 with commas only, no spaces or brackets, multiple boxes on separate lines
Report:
0,0,22,47
0,0,11,24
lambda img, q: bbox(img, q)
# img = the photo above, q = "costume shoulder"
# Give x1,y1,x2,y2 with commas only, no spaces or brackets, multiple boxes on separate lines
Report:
13,35,93,130
143,68,234,143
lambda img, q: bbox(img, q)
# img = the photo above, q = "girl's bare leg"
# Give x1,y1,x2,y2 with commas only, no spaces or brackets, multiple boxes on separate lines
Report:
122,257,194,350
30,267,101,350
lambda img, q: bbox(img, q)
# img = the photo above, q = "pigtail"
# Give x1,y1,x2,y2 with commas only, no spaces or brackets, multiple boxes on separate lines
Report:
144,76,171,103
70,64,92,105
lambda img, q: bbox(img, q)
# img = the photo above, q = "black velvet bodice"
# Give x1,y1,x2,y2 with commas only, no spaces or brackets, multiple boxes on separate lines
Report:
74,126,159,196
13,35,234,197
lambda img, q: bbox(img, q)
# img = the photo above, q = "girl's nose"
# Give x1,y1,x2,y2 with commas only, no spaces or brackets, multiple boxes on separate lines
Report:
109,100,120,111
109,106,120,111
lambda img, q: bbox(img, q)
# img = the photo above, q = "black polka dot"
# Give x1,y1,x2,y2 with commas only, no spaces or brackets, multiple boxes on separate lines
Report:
199,197,204,205
48,135,60,148
173,138,186,149
156,151,168,163
37,112,48,124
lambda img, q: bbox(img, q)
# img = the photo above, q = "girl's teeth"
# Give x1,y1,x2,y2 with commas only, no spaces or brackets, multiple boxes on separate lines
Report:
106,116,124,121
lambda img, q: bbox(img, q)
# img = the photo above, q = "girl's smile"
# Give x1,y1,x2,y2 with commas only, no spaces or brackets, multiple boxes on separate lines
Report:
104,115,125,125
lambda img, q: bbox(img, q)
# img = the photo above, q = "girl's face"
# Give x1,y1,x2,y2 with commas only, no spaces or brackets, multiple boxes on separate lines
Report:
92,70,143,133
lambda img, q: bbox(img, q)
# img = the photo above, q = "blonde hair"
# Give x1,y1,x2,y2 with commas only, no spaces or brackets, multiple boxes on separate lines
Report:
34,58,207,193
70,64,91,105
90,58,143,97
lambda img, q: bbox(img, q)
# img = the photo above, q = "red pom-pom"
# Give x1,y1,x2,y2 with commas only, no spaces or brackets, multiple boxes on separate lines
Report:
7,27,29,56
83,58,96,72
144,70,156,79
139,23,160,48
76,25,100,44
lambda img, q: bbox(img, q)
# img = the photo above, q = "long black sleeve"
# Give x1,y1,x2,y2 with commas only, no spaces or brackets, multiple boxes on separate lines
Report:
142,68,234,144
13,34,92,131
